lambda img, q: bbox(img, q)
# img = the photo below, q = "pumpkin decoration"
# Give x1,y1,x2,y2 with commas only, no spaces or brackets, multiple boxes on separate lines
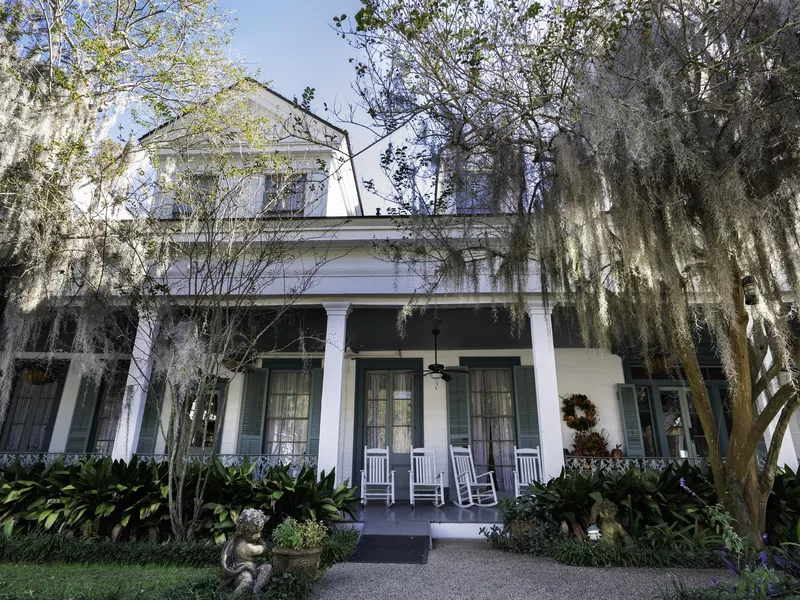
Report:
561,394,598,432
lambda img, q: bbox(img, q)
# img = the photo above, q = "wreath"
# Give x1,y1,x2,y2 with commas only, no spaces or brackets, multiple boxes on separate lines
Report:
561,394,598,432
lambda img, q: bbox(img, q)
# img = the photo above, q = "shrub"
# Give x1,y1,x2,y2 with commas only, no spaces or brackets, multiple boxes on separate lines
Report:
0,456,357,543
545,536,722,569
272,518,328,550
321,528,359,567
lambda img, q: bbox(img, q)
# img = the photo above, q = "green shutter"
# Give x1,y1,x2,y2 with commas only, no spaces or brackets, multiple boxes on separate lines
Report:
238,369,269,454
618,384,645,457
66,376,102,453
306,368,324,458
513,366,540,448
135,378,165,455
447,369,470,447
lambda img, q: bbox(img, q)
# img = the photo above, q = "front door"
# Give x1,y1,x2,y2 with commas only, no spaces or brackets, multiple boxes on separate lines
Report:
364,370,415,499
660,388,711,459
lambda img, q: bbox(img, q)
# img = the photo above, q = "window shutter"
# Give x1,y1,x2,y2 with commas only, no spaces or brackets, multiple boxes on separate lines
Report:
617,384,645,457
447,369,470,447
513,366,540,449
66,376,102,453
135,378,165,455
306,368,324,458
237,369,269,454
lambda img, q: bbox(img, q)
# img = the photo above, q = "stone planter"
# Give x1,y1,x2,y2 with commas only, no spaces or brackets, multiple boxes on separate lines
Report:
271,546,322,575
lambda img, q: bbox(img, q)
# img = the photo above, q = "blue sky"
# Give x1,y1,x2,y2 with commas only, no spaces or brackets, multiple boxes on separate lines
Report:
220,0,385,213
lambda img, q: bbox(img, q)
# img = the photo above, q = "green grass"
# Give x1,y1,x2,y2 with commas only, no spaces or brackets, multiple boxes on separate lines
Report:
0,563,216,600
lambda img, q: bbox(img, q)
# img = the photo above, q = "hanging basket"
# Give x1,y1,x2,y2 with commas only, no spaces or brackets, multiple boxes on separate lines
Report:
22,368,56,385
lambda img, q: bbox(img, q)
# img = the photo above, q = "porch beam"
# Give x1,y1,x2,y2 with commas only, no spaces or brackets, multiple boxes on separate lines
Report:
527,301,565,480
317,302,351,481
111,309,159,462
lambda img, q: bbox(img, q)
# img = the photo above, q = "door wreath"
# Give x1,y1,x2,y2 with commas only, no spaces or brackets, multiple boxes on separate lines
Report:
561,394,598,432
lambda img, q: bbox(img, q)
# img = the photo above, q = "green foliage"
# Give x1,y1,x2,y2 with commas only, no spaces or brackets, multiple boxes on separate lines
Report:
265,465,356,525
545,536,722,569
525,462,715,537
0,562,213,600
0,457,357,543
0,533,219,567
767,466,800,544
272,518,327,550
272,518,303,549
320,528,359,567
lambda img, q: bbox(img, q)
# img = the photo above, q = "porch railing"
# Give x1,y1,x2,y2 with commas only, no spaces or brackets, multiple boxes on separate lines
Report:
564,456,709,474
0,452,316,479
564,455,766,474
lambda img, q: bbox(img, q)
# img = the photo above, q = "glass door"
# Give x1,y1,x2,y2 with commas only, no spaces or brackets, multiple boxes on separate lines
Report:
660,388,711,459
364,370,414,499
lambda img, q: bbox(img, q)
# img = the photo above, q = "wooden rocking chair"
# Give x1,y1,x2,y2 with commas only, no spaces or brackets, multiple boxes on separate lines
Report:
409,447,444,507
360,446,395,506
449,445,498,507
513,446,543,497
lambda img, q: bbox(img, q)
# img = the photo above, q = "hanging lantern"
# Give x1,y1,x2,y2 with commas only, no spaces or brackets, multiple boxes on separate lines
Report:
742,275,759,306
22,368,56,385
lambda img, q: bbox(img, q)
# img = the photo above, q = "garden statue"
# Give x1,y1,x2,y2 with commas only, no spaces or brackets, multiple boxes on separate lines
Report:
590,499,632,545
220,508,273,595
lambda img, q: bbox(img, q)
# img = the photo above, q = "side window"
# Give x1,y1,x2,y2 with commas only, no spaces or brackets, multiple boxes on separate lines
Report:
173,173,217,218
262,173,307,216
635,386,658,457
188,387,222,454
89,367,129,454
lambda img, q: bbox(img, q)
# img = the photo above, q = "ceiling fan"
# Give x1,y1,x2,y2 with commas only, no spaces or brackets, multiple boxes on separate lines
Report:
423,324,467,382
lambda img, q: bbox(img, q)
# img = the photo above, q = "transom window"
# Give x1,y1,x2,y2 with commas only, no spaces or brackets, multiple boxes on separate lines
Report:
262,173,307,215
469,368,516,491
264,371,311,459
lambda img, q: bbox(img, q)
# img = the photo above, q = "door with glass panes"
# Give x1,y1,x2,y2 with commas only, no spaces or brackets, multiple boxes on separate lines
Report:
660,387,711,459
0,373,65,452
364,370,414,499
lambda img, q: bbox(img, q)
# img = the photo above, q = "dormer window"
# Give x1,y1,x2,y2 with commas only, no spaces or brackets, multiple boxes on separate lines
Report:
262,173,307,216
172,173,218,218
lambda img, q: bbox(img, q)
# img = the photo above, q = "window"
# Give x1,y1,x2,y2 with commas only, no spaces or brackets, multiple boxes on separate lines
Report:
635,386,658,457
188,388,221,453
264,371,311,459
469,368,516,491
364,371,413,454
1,378,61,452
262,173,307,215
89,368,128,454
455,171,494,215
172,173,217,218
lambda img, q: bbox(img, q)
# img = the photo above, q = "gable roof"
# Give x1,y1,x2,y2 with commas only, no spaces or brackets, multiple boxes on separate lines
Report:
137,77,363,216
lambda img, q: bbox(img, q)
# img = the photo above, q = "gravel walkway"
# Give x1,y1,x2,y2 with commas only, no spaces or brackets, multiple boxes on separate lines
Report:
314,540,727,600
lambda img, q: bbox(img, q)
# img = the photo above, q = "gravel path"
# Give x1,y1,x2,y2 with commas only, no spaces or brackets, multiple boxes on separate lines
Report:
314,540,727,600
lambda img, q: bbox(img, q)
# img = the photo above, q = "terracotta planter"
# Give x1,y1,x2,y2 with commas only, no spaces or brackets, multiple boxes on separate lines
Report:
271,546,322,575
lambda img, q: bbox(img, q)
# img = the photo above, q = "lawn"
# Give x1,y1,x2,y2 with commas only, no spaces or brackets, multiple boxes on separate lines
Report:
0,563,217,600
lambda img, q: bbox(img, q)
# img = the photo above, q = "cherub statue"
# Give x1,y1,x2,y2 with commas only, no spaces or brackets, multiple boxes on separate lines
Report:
590,499,632,545
220,508,273,595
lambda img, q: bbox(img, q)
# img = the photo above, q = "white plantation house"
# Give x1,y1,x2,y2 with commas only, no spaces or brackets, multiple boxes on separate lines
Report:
3,85,800,536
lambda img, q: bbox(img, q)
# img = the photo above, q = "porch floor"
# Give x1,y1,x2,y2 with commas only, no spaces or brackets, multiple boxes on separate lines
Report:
349,503,503,524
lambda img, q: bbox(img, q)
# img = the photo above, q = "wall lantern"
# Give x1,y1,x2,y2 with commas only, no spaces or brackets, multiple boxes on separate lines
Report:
587,524,602,541
742,275,759,306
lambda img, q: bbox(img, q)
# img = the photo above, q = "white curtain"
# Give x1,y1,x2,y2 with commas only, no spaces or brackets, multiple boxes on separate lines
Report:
470,368,516,491
264,371,311,458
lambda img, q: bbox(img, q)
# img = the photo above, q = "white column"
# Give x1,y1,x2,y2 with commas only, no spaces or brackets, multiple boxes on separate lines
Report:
528,300,565,480
317,302,351,481
111,310,159,462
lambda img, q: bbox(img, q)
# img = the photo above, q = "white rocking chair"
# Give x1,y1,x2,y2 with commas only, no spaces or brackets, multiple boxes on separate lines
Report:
513,446,543,497
449,445,498,507
360,446,395,506
409,447,444,507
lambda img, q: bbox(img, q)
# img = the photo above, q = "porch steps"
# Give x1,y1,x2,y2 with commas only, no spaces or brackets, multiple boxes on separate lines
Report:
349,520,431,564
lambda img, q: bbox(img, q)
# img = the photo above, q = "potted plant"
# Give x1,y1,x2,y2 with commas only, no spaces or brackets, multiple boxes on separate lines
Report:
271,518,327,575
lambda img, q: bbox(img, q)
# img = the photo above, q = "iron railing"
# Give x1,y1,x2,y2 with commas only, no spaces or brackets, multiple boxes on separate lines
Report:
564,455,766,473
0,452,316,478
